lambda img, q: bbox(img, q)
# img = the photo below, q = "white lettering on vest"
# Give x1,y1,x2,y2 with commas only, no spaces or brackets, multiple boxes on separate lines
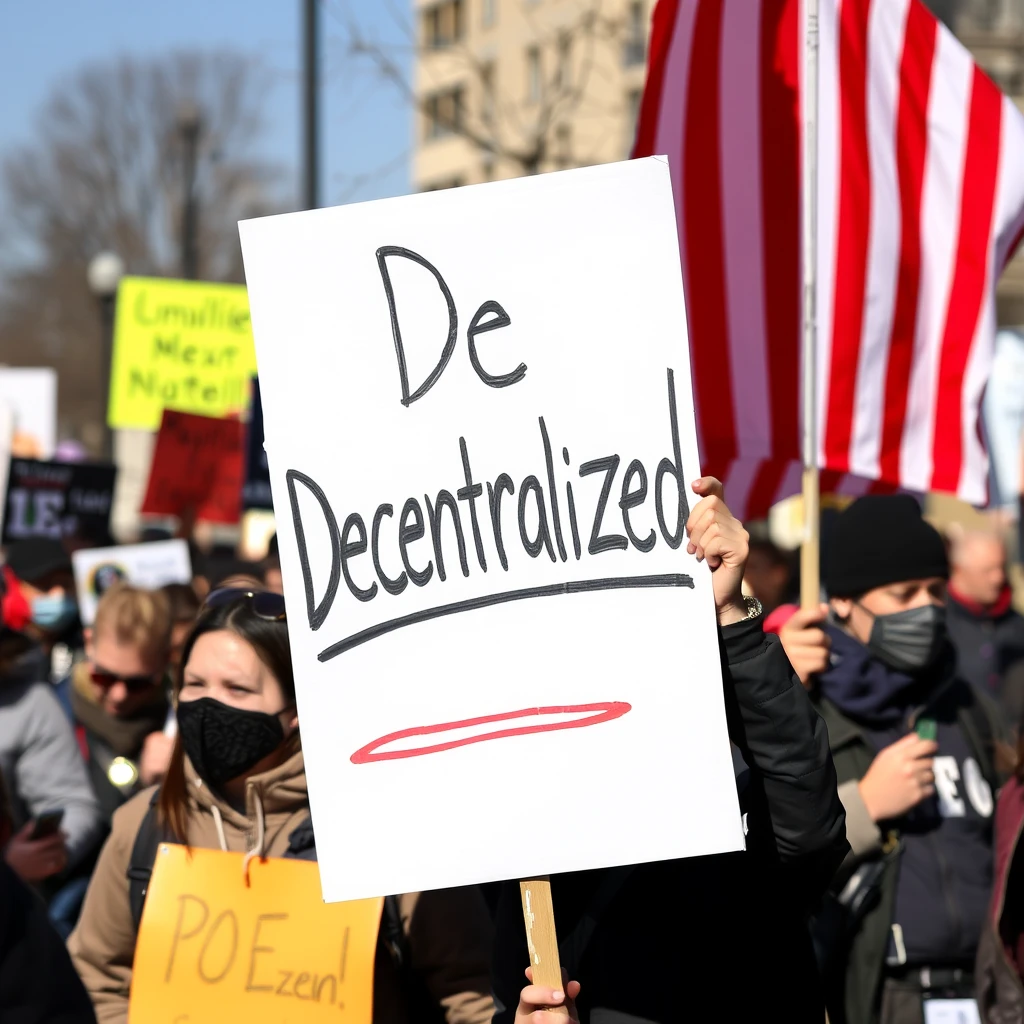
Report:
933,756,965,817
962,756,994,817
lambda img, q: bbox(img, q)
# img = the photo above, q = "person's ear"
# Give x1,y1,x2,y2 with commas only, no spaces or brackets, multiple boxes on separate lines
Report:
830,597,853,621
287,709,299,734
83,627,93,656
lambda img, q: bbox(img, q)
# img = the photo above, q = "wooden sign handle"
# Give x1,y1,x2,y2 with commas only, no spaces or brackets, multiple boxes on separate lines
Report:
520,877,570,1018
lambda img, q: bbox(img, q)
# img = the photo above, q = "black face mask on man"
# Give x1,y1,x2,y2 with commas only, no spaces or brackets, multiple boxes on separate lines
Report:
858,602,947,674
176,697,287,786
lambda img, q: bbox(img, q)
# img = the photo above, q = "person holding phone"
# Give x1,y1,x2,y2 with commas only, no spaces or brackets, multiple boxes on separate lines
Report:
0,579,102,893
779,496,1007,1024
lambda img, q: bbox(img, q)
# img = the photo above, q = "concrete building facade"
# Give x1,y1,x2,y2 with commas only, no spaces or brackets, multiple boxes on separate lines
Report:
412,0,650,191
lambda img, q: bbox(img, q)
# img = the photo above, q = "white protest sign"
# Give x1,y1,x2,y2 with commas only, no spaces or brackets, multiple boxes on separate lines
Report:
0,368,57,459
239,158,744,902
72,539,192,626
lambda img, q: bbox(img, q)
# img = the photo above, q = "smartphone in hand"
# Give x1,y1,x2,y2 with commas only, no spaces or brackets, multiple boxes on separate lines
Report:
29,809,64,841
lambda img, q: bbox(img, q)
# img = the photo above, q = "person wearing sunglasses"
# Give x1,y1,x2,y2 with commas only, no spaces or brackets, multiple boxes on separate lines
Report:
69,587,495,1024
70,584,173,826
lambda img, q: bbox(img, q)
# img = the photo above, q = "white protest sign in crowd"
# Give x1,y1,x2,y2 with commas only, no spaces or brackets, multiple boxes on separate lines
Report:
240,158,744,903
72,539,192,626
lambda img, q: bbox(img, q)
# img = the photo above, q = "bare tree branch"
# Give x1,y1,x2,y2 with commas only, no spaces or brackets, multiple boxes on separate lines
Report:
0,50,281,450
330,0,632,180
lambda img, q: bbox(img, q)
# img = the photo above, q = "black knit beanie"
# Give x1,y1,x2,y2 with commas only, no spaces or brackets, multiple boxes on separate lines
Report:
823,494,948,598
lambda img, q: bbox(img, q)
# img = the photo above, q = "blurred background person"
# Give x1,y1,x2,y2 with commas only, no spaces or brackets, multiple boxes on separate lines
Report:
0,764,97,1024
71,585,172,827
742,537,796,618
0,565,102,938
795,496,1004,1024
5,538,84,702
159,583,200,679
983,328,1024,530
976,710,1024,1020
69,587,494,1024
947,530,1024,725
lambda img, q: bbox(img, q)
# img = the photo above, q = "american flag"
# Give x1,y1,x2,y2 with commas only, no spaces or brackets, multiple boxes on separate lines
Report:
633,0,1024,518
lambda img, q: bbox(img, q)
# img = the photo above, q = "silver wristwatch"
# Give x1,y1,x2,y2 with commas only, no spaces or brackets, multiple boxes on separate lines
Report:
741,596,763,620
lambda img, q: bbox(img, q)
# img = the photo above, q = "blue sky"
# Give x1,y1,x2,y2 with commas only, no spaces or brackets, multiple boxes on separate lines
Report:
0,0,411,209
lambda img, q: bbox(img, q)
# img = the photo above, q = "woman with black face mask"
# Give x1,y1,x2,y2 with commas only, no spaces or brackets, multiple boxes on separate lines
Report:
68,588,494,1024
781,496,1009,1024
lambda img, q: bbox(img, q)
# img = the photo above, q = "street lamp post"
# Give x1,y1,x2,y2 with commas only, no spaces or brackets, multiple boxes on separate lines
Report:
87,251,125,462
177,102,202,280
303,0,319,210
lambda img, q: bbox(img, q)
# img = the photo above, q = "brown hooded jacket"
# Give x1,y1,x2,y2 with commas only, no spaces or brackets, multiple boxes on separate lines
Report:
68,749,494,1024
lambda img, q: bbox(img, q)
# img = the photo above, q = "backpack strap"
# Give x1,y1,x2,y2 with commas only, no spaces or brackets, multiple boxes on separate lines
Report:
127,789,165,932
380,894,411,969
957,685,1003,793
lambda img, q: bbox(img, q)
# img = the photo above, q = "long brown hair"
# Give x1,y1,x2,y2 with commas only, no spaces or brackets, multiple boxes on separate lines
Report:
158,595,300,841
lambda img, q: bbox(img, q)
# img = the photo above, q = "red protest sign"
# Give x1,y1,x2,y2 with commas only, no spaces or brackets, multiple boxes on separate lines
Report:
141,410,244,524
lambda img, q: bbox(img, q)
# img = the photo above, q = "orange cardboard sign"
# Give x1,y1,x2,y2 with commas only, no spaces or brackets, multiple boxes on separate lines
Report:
129,844,382,1024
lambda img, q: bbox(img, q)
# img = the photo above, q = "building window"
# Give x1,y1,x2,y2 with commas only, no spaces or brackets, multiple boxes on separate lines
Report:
555,124,572,169
482,0,497,29
423,0,464,49
481,62,496,125
424,86,464,140
526,46,541,103
555,33,572,90
625,88,643,154
623,1,647,66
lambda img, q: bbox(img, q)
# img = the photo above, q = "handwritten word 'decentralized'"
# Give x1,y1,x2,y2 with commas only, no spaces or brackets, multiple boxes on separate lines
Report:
289,246,694,664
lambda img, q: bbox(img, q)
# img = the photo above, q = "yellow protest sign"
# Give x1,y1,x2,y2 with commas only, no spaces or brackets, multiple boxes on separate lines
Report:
129,844,382,1024
109,276,257,430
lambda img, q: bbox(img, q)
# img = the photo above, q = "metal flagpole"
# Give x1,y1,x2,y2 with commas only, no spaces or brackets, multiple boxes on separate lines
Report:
800,0,822,611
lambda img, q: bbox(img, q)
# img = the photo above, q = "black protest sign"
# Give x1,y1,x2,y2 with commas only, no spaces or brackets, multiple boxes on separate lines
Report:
3,459,117,545
243,377,273,510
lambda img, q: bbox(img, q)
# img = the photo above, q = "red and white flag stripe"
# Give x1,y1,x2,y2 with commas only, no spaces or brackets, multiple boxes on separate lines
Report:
634,0,1024,518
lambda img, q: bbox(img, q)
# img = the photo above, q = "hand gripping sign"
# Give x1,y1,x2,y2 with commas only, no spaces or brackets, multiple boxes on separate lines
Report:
239,158,744,909
129,845,381,1024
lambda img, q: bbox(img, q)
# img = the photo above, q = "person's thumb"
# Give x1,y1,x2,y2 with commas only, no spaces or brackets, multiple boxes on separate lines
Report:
690,476,724,500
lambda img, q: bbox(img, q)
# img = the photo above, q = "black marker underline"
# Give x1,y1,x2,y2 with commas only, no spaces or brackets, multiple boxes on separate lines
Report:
317,573,695,661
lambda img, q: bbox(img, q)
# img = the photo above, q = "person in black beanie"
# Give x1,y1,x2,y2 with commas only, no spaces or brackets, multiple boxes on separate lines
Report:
781,495,1005,1024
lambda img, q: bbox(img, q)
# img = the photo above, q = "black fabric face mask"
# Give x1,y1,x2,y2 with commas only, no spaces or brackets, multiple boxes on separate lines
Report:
176,697,286,786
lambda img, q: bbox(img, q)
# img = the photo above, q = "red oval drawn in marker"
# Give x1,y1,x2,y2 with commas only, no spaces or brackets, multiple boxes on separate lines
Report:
350,701,632,764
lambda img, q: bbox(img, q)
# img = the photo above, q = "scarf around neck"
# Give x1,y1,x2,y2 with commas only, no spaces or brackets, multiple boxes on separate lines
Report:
817,623,954,728
70,663,169,758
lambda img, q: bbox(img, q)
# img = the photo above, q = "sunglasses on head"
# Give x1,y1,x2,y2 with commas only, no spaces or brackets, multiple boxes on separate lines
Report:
202,587,286,622
89,666,157,693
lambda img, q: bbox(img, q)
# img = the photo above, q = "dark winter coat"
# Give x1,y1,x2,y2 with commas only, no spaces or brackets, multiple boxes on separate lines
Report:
812,645,1002,1024
947,590,1024,724
0,858,96,1023
491,615,849,1024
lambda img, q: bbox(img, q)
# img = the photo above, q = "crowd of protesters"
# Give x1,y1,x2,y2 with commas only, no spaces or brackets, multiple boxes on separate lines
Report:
2,484,1024,1022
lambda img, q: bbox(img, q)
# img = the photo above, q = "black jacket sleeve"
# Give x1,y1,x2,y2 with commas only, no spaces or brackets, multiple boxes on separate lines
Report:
0,859,97,1023
721,615,849,913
